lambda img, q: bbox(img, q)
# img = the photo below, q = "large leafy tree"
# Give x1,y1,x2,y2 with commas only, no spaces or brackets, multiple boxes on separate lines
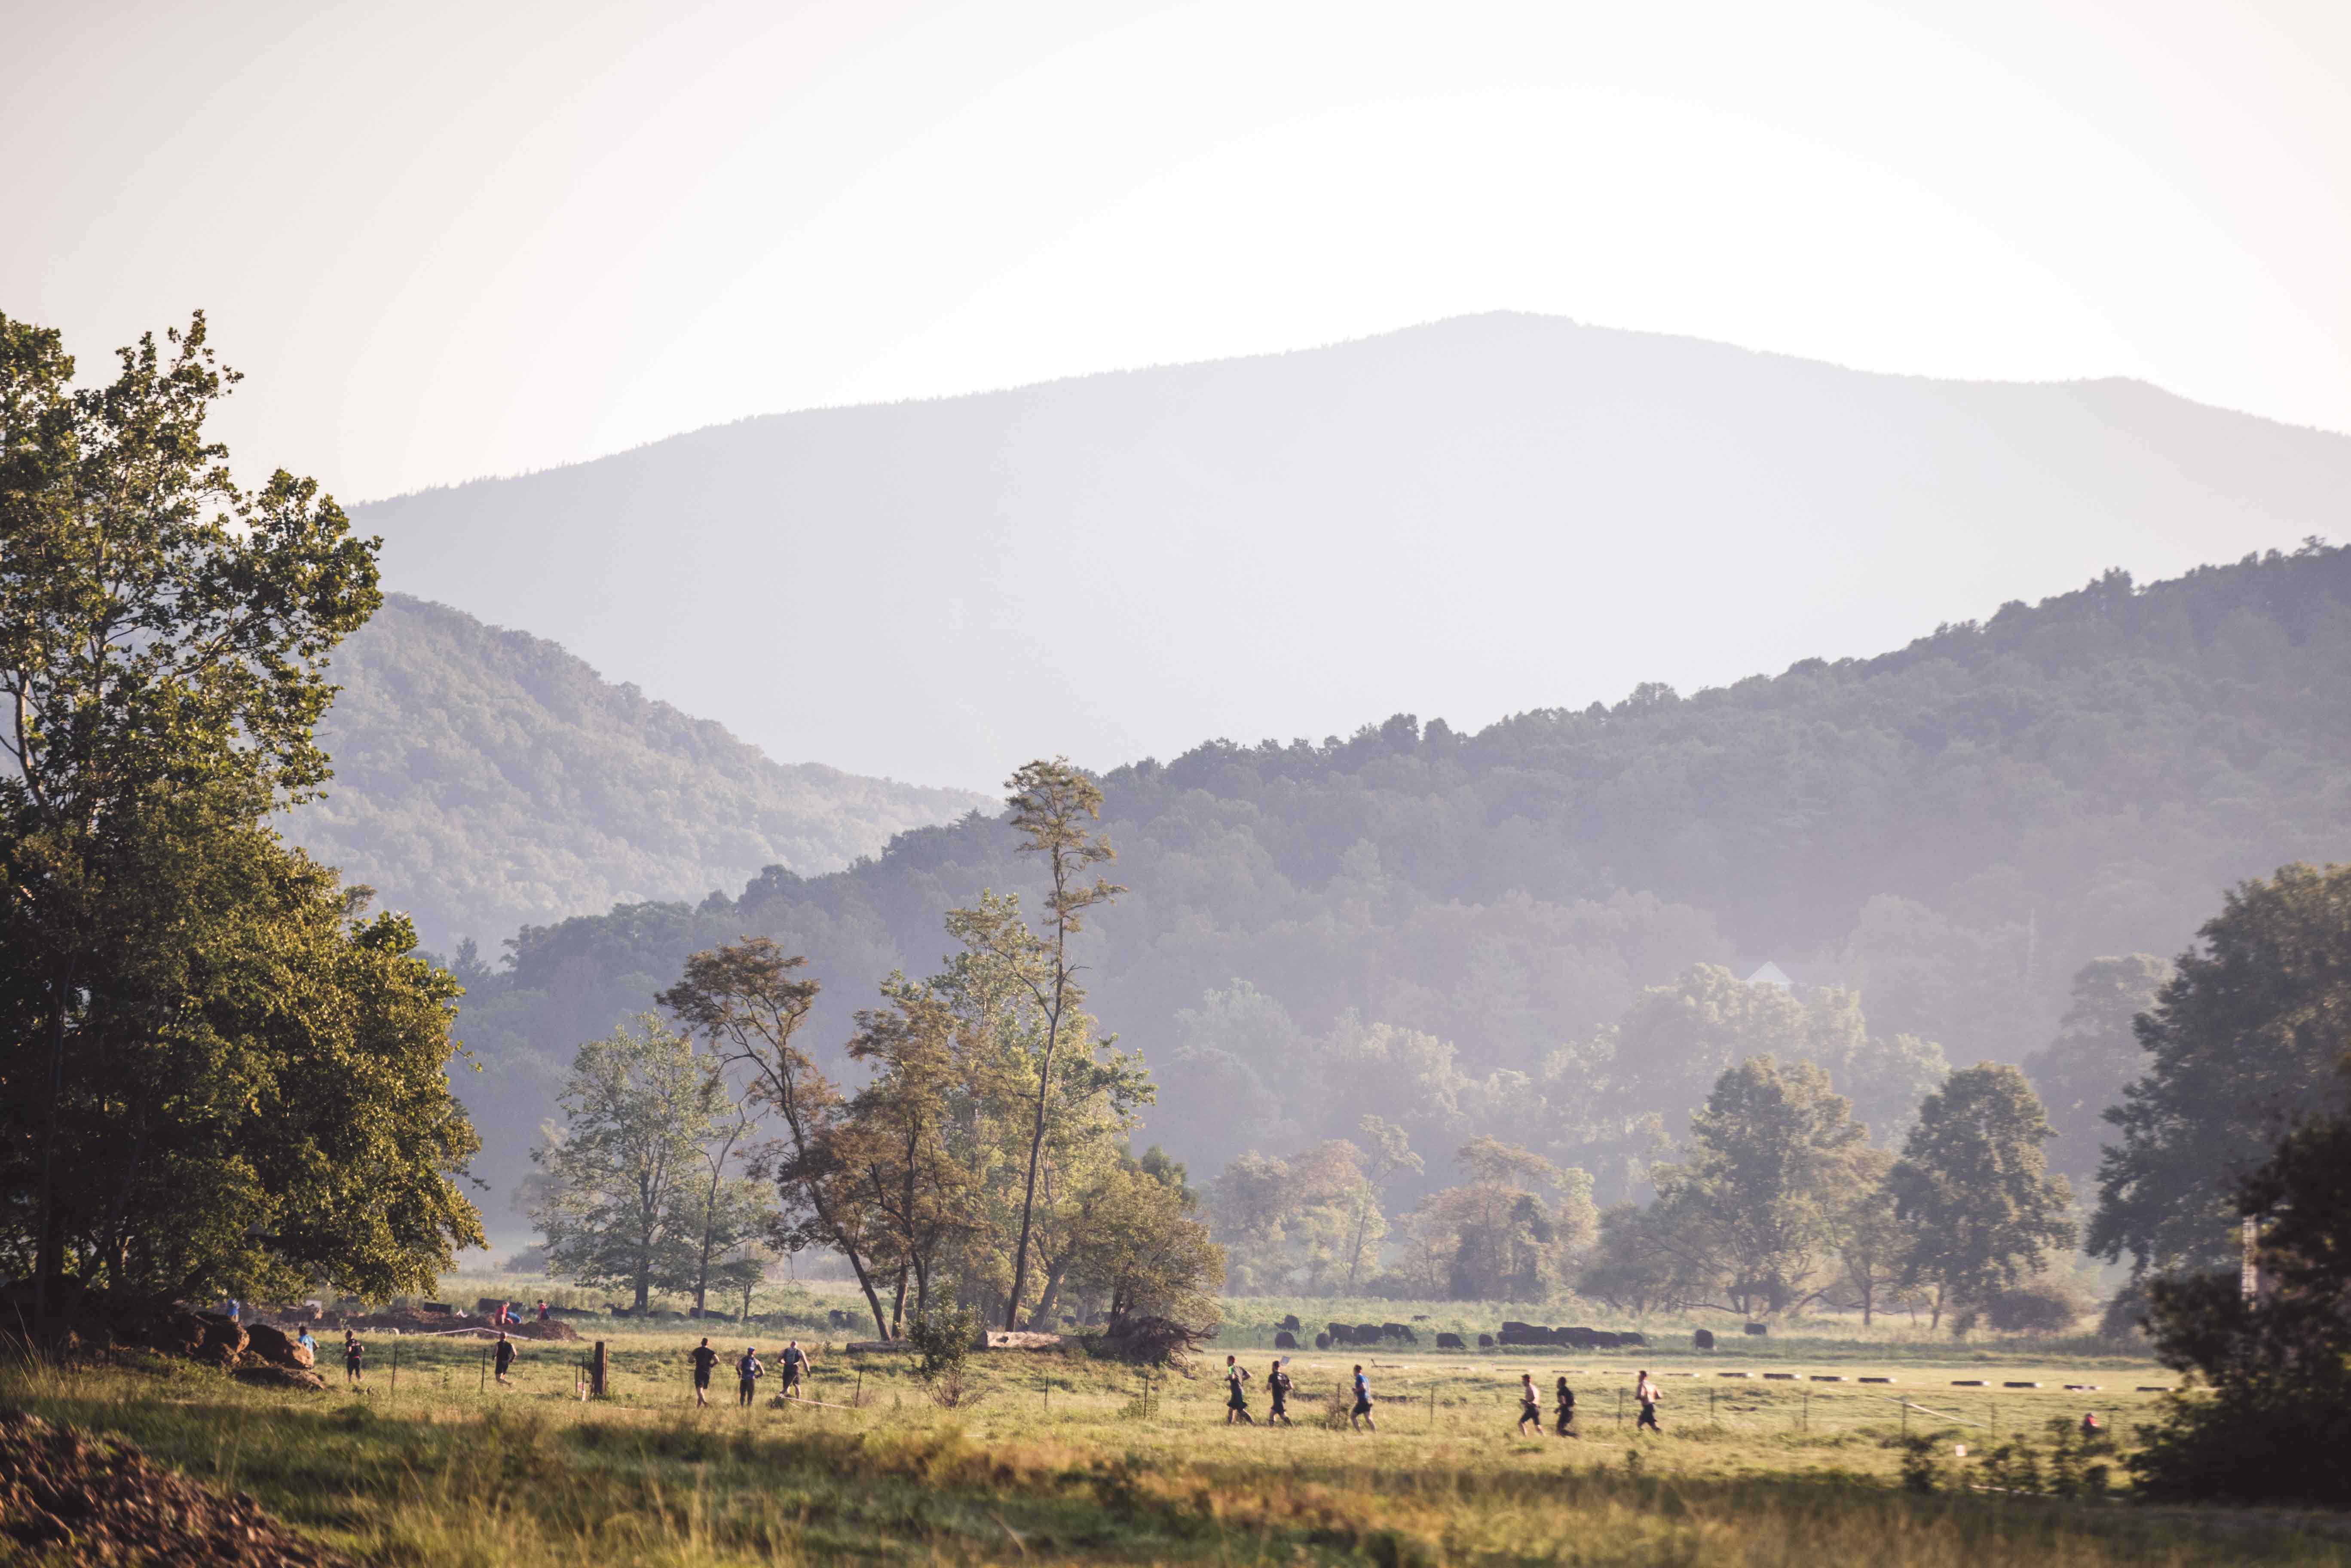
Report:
1890,1063,2075,1328
2091,864,2351,1276
529,1017,714,1313
2132,1070,2351,1506
1644,1056,1868,1316
838,978,989,1330
0,310,474,1312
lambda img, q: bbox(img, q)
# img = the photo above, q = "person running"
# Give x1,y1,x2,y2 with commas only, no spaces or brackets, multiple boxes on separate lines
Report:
493,1331,517,1387
1224,1355,1255,1424
1517,1373,1544,1436
778,1339,810,1399
296,1326,317,1361
737,1346,763,1408
1553,1376,1577,1437
1350,1365,1376,1432
688,1337,719,1408
1635,1370,1662,1433
343,1332,364,1386
1266,1359,1293,1426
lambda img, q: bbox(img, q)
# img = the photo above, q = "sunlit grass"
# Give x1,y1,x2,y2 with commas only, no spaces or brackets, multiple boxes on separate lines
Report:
6,1326,2345,1565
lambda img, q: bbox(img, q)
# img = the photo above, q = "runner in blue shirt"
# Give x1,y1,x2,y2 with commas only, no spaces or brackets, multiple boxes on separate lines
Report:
1350,1364,1376,1432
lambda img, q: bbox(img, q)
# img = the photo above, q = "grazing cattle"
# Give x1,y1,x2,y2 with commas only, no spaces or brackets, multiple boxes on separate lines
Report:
1693,1329,1716,1350
1498,1323,1550,1346
1477,1333,1496,1348
1381,1322,1415,1344
1435,1332,1465,1350
1353,1323,1382,1344
1314,1332,1333,1350
1280,1314,1301,1332
1274,1330,1298,1349
1591,1331,1622,1348
1326,1321,1352,1345
1619,1331,1647,1348
1744,1323,1769,1336
1556,1327,1597,1348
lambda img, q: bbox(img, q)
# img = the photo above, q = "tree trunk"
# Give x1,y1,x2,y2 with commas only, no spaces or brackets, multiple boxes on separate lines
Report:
33,967,73,1320
1026,1257,1069,1332
692,1180,719,1316
1005,1019,1059,1329
1346,1196,1372,1292
890,1266,907,1338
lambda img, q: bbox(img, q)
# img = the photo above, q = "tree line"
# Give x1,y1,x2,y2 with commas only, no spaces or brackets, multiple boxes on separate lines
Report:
434,539,2351,1228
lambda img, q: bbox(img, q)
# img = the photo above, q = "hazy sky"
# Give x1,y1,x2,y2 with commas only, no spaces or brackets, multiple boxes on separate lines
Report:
7,0,2349,504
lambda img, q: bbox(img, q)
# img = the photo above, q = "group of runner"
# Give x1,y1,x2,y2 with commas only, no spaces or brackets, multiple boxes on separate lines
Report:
1217,1356,1383,1431
1226,1354,1670,1437
689,1336,815,1408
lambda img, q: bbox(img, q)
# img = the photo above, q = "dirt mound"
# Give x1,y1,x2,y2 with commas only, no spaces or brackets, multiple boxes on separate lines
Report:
512,1319,579,1341
0,1409,351,1565
243,1324,315,1369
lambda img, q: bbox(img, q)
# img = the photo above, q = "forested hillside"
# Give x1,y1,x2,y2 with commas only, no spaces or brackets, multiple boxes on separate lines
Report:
282,594,988,950
448,545,2351,1228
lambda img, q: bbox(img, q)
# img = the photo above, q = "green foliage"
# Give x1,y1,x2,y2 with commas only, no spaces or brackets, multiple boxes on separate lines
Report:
2091,862,2351,1276
1981,1281,2087,1334
529,1017,716,1311
1890,1064,2075,1329
2132,1090,2351,1507
2021,955,2169,1185
1635,1057,1870,1316
0,309,479,1306
906,1304,977,1383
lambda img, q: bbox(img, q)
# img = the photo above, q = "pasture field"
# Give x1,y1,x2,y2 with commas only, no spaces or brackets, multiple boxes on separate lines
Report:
6,1318,2349,1567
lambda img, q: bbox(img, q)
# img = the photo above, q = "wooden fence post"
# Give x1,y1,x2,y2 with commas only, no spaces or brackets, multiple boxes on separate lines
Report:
591,1340,608,1398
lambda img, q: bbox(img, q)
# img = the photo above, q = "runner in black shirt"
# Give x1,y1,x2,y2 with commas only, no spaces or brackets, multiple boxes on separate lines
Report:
1267,1360,1292,1425
343,1332,364,1386
778,1339,810,1399
493,1332,517,1387
688,1338,719,1408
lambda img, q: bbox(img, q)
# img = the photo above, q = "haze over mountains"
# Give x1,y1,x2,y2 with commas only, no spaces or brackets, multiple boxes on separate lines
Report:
357,312,2351,790
287,594,987,951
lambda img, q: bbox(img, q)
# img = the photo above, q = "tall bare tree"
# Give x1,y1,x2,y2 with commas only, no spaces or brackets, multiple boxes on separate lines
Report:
1000,758,1124,1329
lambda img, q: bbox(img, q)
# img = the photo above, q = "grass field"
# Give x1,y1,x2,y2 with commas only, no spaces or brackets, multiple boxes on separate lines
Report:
7,1318,2349,1566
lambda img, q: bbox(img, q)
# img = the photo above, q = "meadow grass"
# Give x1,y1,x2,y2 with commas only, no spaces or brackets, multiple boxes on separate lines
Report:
6,1324,2348,1565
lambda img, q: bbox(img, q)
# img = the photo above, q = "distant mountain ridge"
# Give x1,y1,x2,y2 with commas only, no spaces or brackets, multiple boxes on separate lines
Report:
357,312,2351,788
282,594,989,951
